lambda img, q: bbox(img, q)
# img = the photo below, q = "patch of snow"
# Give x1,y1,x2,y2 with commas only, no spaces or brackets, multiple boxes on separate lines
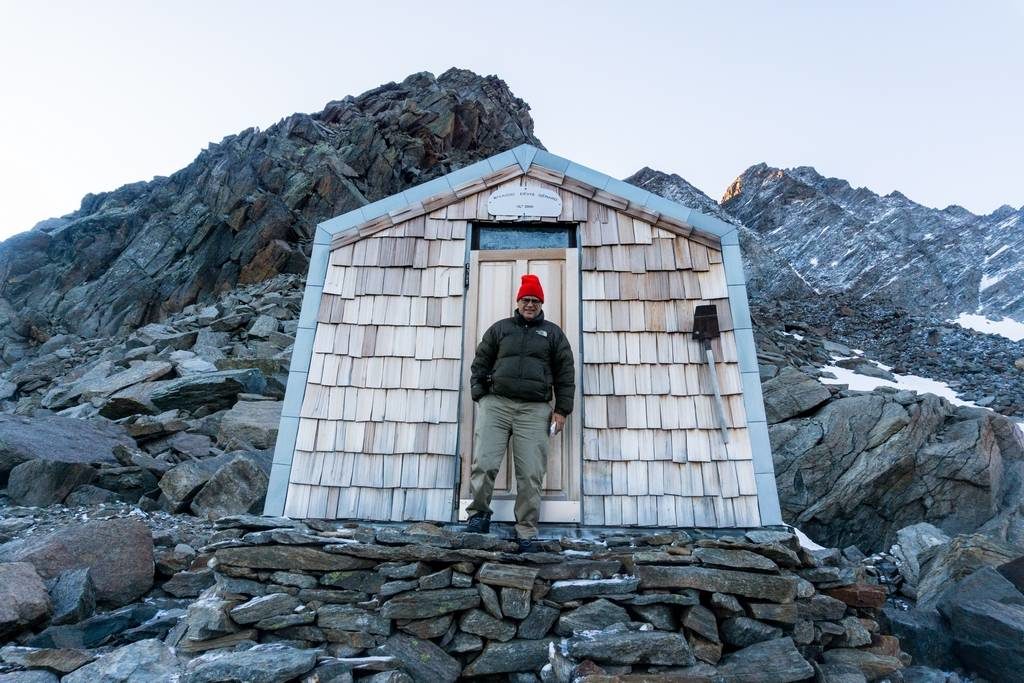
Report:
792,527,825,551
550,578,633,587
923,232,934,240
330,656,395,665
951,313,1024,342
789,266,821,294
819,362,978,408
808,257,819,267
985,244,1010,262
780,331,804,341
980,274,1003,291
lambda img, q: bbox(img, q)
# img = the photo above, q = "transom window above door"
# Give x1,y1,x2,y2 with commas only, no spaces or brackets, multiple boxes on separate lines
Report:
471,223,577,251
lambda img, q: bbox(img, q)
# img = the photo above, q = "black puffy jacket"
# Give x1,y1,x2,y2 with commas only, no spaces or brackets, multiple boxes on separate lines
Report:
469,310,575,415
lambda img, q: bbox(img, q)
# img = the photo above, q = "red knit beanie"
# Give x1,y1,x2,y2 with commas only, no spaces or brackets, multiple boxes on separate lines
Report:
516,274,544,303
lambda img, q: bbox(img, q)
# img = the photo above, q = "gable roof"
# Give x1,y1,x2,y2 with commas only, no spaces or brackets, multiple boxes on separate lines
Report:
267,145,782,526
314,144,740,251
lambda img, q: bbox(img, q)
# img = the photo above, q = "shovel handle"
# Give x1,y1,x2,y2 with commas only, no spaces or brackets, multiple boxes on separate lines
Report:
704,346,730,444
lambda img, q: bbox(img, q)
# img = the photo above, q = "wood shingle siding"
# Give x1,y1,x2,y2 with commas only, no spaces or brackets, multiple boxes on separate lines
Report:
578,209,758,526
284,214,466,520
279,154,770,528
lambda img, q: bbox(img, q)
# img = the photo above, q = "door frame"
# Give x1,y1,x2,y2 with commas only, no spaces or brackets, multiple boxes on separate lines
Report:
456,244,583,523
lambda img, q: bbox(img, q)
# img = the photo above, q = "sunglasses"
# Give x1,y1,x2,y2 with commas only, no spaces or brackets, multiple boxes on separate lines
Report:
519,298,542,305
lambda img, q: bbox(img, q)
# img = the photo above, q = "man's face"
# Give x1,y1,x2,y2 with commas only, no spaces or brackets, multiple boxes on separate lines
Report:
517,296,542,321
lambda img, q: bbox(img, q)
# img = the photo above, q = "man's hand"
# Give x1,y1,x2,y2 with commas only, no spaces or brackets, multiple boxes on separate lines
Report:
550,412,566,435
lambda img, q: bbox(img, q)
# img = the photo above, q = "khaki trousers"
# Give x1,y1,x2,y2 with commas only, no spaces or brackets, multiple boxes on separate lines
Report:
466,393,551,539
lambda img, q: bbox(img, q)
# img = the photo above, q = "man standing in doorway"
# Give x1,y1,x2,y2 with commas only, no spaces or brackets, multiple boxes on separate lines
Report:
465,274,575,552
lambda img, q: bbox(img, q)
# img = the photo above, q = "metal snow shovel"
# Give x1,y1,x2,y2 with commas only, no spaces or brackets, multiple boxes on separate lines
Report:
693,304,730,443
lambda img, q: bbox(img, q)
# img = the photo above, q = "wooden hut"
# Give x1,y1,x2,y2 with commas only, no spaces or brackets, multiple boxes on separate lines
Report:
263,145,783,528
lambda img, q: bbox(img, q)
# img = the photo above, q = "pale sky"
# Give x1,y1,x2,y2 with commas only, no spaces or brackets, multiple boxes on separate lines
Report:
1,1,1022,240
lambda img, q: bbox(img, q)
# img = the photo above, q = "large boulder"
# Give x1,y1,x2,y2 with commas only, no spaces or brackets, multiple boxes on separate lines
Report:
149,369,267,413
940,565,1024,616
190,454,270,520
65,484,121,506
761,368,832,424
38,360,114,410
217,399,282,450
0,563,52,638
6,460,96,506
0,519,154,606
0,414,131,484
61,639,179,683
773,390,1023,552
916,534,1020,610
25,603,159,650
892,523,950,587
49,568,97,625
45,361,174,410
157,454,233,512
880,605,956,670
949,599,1024,682
99,383,162,419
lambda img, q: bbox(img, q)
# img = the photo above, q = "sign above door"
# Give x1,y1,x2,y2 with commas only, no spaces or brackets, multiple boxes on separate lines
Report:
487,186,562,218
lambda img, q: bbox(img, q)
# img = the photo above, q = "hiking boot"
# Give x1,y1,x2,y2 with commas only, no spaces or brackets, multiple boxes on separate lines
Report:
465,512,491,534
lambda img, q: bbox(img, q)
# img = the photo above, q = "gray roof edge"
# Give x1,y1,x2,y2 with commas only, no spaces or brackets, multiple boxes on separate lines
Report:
317,143,730,243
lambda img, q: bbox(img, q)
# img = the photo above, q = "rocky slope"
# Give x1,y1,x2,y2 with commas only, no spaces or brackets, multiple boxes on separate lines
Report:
751,316,1024,555
722,163,1024,321
634,167,1024,417
0,251,1017,681
0,69,539,367
753,295,1024,416
0,67,1022,681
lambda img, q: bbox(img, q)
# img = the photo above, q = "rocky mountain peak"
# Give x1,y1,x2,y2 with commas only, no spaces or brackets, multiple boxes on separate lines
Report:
721,163,821,213
632,165,815,302
0,69,538,366
941,204,974,220
721,161,1024,321
988,204,1020,221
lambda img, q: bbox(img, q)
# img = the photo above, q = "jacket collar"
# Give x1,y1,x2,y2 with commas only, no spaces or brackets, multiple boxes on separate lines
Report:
513,309,545,327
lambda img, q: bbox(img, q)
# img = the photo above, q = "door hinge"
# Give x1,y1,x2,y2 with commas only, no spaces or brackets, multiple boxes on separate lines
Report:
464,263,471,289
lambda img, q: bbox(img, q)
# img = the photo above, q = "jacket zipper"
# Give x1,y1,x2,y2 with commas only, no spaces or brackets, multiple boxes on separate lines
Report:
518,317,527,379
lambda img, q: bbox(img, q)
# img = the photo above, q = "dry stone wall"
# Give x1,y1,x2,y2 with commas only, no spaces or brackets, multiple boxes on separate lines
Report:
164,517,907,682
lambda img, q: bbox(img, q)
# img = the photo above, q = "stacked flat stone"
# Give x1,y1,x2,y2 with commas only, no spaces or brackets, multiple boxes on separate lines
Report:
163,518,906,682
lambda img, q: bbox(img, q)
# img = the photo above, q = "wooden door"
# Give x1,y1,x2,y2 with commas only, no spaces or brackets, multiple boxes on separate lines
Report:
459,248,582,522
